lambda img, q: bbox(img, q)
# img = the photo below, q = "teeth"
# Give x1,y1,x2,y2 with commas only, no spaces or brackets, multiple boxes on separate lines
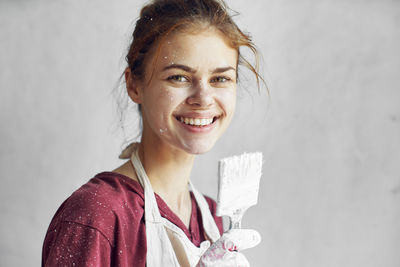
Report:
178,116,215,126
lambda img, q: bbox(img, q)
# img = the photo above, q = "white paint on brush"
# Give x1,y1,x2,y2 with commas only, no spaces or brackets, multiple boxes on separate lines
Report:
216,152,263,223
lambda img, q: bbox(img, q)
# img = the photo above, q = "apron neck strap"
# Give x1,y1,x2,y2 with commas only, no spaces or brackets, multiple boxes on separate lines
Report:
130,143,162,223
189,181,221,242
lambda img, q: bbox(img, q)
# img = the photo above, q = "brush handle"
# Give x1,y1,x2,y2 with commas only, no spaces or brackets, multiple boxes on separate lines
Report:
229,208,247,230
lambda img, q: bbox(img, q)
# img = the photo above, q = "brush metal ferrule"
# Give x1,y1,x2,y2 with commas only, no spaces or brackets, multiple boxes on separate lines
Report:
229,208,246,230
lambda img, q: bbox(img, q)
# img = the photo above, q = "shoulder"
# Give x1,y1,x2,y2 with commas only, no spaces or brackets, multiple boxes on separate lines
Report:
49,172,146,244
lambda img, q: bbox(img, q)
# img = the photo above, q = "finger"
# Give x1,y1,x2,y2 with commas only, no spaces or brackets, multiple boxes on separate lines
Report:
222,229,261,251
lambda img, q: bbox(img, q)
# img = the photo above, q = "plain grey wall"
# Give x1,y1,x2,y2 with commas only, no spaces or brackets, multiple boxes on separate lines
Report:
1,0,399,266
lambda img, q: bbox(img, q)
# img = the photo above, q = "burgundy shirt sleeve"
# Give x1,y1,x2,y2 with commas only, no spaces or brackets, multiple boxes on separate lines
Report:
43,221,111,266
42,172,223,267
42,174,147,267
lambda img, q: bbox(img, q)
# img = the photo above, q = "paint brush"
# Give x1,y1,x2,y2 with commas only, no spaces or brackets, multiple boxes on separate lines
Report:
217,152,263,230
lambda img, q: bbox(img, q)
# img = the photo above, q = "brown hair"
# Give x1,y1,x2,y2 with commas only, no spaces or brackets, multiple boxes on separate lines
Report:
126,0,265,89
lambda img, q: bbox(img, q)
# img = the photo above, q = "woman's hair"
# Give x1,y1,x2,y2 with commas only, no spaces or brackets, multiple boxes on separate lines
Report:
126,0,264,88
116,0,265,143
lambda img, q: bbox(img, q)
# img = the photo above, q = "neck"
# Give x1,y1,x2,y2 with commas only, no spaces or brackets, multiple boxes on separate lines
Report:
138,134,195,213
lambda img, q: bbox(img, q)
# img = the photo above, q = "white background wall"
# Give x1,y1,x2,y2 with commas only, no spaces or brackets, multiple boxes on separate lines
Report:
1,0,399,266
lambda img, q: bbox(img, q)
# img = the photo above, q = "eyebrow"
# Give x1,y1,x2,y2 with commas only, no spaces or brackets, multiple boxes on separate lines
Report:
162,64,236,74
162,64,195,73
212,66,236,74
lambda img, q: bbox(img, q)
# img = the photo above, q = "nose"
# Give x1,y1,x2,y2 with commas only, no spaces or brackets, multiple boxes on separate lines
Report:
186,79,214,107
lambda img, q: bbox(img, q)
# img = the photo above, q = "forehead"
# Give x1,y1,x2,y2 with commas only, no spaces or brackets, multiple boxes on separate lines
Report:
150,28,238,72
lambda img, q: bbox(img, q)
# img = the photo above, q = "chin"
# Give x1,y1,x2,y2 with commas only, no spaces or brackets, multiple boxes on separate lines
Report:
179,140,215,155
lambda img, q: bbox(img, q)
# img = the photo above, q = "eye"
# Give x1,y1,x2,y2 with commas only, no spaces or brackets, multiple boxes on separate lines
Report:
210,76,231,83
167,75,189,83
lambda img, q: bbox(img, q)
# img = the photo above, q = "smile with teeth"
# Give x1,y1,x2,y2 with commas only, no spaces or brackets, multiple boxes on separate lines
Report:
177,116,218,127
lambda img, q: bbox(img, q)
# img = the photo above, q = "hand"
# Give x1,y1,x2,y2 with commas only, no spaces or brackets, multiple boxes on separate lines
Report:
196,229,261,267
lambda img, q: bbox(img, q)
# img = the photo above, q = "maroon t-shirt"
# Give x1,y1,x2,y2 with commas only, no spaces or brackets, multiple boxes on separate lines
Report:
42,172,223,267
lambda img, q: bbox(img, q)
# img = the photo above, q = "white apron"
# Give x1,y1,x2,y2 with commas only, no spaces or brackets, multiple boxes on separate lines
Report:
129,144,221,267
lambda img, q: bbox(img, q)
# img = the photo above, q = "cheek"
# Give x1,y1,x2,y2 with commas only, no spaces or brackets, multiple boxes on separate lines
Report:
142,87,167,127
218,89,237,117
157,88,186,111
144,87,185,125
160,88,175,103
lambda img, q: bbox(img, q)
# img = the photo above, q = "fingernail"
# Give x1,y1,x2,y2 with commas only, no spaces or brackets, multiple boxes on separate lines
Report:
223,240,235,250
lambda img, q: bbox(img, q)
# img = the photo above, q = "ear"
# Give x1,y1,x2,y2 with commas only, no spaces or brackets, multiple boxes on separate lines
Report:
125,67,143,104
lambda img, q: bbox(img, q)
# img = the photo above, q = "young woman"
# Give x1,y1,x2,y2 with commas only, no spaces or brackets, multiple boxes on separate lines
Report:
42,0,264,266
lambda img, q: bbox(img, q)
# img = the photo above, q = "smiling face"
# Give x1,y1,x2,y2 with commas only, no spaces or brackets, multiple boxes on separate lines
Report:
127,27,237,155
